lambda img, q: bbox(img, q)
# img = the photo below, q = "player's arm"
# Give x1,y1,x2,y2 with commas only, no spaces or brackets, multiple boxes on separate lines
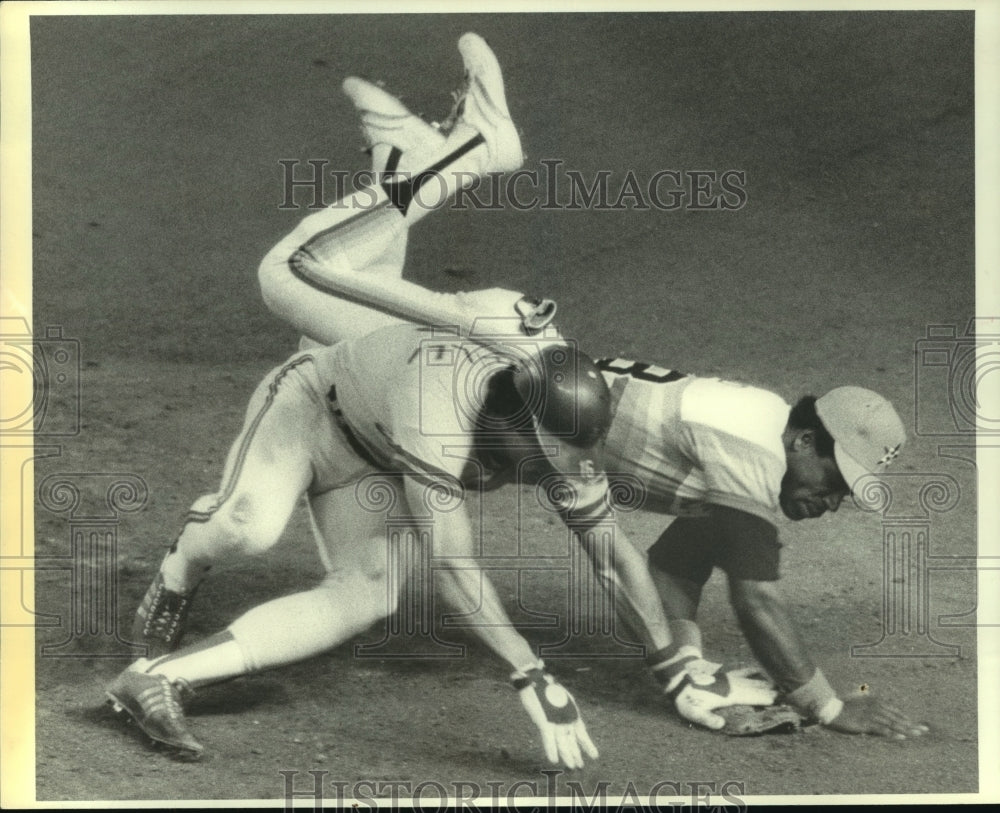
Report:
726,576,816,691
556,474,673,653
401,475,598,768
728,576,928,738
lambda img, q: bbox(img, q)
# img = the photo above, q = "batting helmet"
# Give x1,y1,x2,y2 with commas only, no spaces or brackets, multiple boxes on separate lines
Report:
512,342,612,475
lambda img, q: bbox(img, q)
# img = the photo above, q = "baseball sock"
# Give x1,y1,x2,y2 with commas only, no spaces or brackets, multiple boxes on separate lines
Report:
142,630,247,688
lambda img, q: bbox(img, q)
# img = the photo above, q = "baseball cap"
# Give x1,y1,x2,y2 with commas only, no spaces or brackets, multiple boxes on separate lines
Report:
815,386,906,493
512,343,612,477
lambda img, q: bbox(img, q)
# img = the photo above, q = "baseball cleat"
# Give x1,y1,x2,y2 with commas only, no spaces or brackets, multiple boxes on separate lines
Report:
342,76,445,159
132,572,195,659
452,32,523,174
106,665,204,759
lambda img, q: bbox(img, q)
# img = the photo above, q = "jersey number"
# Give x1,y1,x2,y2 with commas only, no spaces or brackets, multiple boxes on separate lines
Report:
596,358,687,384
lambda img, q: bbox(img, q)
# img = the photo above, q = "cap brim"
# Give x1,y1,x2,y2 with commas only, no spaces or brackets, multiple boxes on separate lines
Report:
833,442,872,495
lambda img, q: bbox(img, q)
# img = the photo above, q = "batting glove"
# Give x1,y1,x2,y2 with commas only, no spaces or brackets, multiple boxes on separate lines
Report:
673,666,779,730
511,661,599,769
650,645,778,730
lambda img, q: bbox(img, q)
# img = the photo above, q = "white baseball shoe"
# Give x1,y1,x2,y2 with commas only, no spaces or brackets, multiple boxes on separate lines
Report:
341,76,445,160
451,32,524,174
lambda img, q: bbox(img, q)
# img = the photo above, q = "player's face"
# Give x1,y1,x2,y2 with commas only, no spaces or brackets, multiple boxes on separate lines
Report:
779,432,850,521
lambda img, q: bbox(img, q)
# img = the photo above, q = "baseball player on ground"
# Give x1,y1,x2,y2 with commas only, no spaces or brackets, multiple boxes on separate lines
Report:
247,34,929,741
109,34,773,763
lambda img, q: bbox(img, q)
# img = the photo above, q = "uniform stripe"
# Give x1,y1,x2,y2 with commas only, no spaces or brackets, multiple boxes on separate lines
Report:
183,355,316,526
382,133,486,216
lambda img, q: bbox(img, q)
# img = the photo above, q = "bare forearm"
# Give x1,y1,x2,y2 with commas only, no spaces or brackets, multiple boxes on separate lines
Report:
729,580,816,691
436,564,536,670
574,524,672,652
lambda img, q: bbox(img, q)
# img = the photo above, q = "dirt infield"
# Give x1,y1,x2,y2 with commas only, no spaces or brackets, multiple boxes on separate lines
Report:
22,9,981,805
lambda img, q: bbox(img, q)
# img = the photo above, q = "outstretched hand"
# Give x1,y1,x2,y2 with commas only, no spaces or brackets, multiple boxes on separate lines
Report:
513,665,599,769
824,694,929,739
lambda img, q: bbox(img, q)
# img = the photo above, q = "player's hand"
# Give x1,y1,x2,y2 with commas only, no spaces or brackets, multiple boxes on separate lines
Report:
512,664,599,769
823,695,929,739
673,666,780,730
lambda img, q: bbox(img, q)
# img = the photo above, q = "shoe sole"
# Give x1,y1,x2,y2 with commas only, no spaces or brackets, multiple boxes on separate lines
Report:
106,690,204,760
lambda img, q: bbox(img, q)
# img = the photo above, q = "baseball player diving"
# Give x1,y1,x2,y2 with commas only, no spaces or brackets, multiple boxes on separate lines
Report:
247,35,929,741
107,34,776,764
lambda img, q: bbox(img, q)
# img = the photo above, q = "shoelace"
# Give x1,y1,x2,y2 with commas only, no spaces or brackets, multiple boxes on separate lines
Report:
143,584,189,641
436,78,470,135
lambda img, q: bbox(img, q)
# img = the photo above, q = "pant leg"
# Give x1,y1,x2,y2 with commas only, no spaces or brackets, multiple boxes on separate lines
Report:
226,477,408,670
258,191,411,346
166,354,340,586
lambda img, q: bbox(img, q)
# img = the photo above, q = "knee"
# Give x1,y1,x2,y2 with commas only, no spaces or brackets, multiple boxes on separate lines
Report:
203,492,280,556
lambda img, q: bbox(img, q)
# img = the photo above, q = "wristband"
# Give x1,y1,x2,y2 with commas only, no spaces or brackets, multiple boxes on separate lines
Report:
510,659,546,688
646,620,704,666
786,668,841,722
647,645,702,694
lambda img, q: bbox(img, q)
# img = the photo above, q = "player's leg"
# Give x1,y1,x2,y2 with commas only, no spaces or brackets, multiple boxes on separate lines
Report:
259,33,523,346
108,481,403,758
258,80,441,346
306,478,406,627
131,355,324,658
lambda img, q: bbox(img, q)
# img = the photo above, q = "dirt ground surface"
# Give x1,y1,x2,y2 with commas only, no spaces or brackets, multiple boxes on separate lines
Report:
18,8,986,806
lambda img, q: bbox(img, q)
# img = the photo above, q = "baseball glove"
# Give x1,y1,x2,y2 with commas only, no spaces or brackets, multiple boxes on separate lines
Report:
715,704,806,736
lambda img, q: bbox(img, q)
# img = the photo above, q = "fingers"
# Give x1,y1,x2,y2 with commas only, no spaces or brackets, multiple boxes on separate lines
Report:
550,721,603,769
868,701,929,739
554,724,585,770
680,706,726,730
575,719,600,760
838,696,931,739
540,726,560,765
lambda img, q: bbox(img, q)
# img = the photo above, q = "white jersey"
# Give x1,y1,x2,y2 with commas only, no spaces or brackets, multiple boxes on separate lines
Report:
597,359,790,521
